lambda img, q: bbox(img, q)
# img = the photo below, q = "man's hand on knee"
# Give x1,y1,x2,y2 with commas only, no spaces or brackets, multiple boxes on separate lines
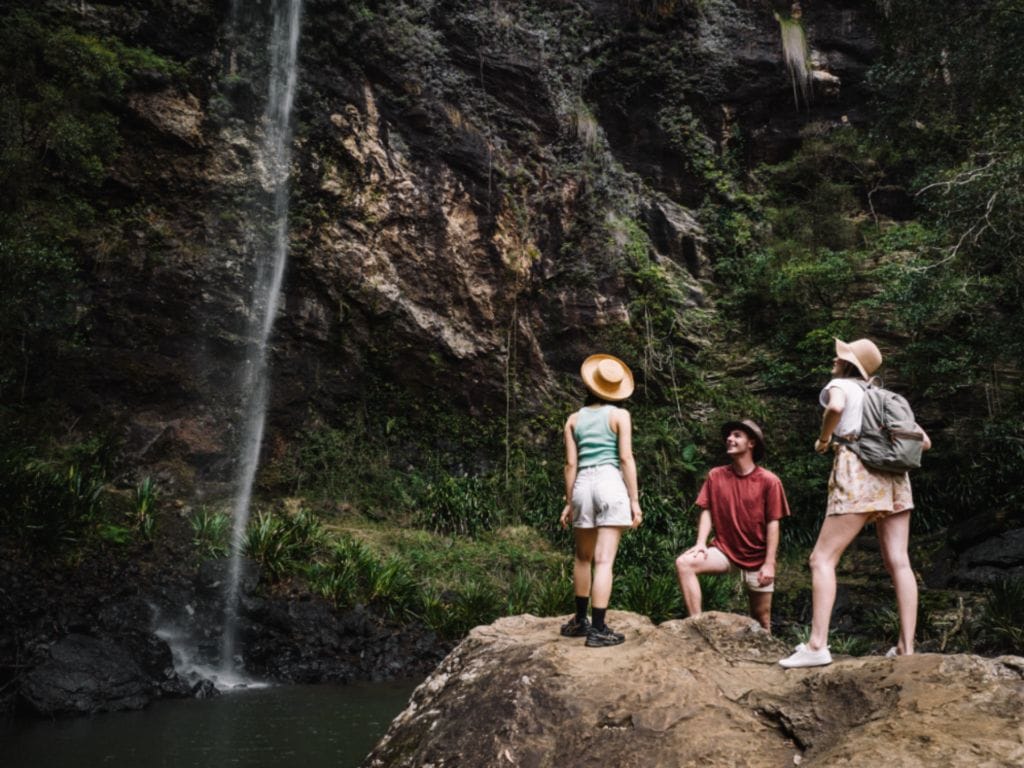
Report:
683,544,708,560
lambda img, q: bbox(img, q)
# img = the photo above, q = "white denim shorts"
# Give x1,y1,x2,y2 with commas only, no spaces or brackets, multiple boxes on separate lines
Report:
572,464,632,528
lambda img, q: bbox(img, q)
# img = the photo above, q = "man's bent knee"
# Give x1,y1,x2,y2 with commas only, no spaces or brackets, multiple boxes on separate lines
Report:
676,553,701,575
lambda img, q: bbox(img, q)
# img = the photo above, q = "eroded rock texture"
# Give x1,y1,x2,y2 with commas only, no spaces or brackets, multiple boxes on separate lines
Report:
364,612,1024,767
57,0,880,486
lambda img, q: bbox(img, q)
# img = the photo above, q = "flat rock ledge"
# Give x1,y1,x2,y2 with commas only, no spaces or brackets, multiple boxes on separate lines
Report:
363,611,1024,768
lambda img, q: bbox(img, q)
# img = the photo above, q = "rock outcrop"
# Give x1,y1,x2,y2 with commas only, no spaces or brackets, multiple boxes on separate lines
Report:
364,612,1024,767
36,0,884,487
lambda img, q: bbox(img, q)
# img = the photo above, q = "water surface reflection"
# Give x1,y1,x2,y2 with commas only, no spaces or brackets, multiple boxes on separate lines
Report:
2,680,417,768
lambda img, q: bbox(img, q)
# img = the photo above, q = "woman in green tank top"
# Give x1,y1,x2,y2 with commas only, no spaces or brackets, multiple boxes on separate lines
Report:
557,354,643,647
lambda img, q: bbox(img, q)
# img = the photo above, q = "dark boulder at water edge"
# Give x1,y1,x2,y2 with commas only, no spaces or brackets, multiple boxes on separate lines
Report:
19,635,155,716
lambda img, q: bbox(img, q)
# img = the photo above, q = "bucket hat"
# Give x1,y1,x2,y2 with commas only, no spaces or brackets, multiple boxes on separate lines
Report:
835,337,882,380
721,419,766,462
580,354,634,402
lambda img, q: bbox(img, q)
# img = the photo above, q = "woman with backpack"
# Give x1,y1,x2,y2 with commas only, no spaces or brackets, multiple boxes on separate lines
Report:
780,338,931,668
558,353,643,647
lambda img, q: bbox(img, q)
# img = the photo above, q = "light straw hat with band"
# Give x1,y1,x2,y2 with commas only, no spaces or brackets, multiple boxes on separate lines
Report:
835,337,882,380
580,354,634,402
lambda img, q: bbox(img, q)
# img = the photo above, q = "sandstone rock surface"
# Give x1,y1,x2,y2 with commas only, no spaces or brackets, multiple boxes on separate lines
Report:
364,611,1024,767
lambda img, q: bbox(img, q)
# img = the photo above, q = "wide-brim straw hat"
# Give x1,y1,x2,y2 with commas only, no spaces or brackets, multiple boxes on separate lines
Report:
835,337,882,380
580,354,634,402
721,419,766,462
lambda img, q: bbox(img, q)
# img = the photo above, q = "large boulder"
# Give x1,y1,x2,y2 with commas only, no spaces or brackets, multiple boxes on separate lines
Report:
363,611,1024,767
19,635,157,716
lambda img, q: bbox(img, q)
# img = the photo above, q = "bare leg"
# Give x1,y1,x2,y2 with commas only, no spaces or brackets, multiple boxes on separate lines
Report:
573,528,597,600
675,547,731,617
748,591,773,633
807,513,869,650
590,527,623,608
876,511,917,655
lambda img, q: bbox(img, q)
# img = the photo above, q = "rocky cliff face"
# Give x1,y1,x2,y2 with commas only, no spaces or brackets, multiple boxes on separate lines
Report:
61,0,880,486
364,612,1024,767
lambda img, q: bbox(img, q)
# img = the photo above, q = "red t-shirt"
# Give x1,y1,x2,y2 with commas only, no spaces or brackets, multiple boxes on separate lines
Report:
695,465,790,569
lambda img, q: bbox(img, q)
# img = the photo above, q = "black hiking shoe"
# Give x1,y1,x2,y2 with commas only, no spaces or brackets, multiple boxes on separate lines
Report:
585,625,625,647
560,617,590,637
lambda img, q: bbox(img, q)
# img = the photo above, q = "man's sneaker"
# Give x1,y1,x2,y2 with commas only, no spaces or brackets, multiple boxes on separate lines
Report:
585,624,625,647
560,617,590,637
779,642,832,668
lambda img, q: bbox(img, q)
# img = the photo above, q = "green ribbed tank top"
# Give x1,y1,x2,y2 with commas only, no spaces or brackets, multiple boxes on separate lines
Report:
575,405,620,468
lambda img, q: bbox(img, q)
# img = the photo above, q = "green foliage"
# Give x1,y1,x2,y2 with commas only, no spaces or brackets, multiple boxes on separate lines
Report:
416,475,496,537
0,428,118,553
0,8,180,204
0,238,81,400
615,492,693,574
133,476,157,540
0,7,186,401
190,507,231,559
974,579,1024,655
784,625,872,657
526,567,577,617
243,506,329,580
616,567,683,623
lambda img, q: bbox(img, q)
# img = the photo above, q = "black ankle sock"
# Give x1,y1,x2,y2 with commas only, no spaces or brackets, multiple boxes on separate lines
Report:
591,607,607,630
574,596,589,623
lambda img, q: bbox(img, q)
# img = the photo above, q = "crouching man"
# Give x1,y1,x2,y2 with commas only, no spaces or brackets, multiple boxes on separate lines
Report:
675,420,791,632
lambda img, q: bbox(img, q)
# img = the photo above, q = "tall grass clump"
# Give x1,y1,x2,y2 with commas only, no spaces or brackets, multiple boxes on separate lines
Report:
616,567,683,623
311,536,418,618
133,476,157,540
974,579,1024,654
243,506,328,580
0,452,105,551
415,475,496,536
190,507,231,558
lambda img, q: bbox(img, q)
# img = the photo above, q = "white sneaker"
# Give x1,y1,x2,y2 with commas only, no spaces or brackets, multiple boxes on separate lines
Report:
779,643,833,668
885,646,898,658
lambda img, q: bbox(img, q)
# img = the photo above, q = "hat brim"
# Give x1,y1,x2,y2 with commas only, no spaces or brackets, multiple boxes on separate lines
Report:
835,338,870,380
721,420,766,462
580,354,634,402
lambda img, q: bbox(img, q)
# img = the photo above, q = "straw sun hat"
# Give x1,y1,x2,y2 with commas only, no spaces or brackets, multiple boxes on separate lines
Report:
580,354,634,402
835,338,882,380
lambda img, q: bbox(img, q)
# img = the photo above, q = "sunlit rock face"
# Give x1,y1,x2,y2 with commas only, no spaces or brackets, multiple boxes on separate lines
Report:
73,0,879,483
364,612,1024,768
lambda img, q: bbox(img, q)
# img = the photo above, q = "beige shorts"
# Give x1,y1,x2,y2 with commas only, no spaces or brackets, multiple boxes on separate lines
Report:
708,547,774,594
827,445,914,521
572,465,632,528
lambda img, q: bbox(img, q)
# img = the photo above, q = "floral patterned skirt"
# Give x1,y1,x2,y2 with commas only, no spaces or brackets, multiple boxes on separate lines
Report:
826,445,914,520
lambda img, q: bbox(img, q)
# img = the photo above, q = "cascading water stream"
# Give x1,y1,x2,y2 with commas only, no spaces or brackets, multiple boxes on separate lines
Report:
220,0,303,679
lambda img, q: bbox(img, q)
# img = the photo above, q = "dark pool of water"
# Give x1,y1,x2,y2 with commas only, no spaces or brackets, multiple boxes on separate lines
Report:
1,680,418,768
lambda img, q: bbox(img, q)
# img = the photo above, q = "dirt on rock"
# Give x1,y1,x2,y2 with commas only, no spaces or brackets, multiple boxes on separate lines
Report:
364,611,1024,768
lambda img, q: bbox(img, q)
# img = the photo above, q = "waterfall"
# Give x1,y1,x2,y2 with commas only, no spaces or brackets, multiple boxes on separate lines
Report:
776,12,811,109
220,0,304,678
